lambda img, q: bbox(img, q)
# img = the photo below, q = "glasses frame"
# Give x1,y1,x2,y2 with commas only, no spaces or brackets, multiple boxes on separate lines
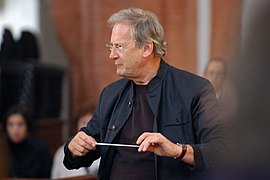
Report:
105,41,135,53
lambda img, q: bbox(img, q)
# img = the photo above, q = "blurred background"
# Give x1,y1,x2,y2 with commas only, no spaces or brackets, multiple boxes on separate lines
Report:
0,0,266,159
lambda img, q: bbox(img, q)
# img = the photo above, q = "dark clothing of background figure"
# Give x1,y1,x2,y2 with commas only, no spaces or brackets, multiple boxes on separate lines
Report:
0,28,18,61
64,60,225,179
17,31,39,62
0,29,39,62
6,135,52,178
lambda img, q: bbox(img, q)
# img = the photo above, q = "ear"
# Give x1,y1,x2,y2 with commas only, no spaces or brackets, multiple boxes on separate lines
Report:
142,42,154,57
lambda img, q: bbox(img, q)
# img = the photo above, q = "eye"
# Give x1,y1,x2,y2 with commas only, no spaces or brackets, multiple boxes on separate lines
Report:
115,44,123,51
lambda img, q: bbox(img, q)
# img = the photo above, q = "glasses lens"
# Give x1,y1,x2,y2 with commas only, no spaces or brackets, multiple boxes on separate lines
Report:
106,41,134,53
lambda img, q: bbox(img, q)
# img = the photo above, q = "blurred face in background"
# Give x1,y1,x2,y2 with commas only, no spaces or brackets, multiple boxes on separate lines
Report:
77,112,93,131
6,114,28,143
204,60,225,93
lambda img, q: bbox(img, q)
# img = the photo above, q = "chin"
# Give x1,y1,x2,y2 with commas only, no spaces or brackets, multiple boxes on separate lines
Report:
11,138,24,144
116,70,125,77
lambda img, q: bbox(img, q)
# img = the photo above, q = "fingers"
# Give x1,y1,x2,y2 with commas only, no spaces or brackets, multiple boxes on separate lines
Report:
136,132,162,152
136,132,156,144
68,131,97,157
136,132,176,157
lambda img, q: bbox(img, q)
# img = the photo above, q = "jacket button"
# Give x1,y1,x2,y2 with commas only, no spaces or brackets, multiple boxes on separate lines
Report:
128,101,132,107
112,125,116,130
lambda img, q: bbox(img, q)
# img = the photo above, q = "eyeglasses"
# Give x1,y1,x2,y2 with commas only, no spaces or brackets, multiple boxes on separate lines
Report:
105,41,135,53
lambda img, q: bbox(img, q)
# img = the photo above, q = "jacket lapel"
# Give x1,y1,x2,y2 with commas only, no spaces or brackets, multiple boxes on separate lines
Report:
104,82,134,143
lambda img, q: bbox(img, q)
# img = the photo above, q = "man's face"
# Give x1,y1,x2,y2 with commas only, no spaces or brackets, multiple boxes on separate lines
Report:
108,23,145,80
204,61,225,92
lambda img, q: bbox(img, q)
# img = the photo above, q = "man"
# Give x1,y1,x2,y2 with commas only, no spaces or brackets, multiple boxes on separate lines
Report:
64,7,226,179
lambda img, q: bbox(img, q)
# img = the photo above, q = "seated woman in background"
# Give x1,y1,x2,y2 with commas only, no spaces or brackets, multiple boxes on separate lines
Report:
51,104,100,179
2,104,51,178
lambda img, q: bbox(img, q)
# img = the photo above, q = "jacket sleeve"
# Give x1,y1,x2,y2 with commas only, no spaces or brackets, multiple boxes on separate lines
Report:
190,80,227,172
63,138,101,170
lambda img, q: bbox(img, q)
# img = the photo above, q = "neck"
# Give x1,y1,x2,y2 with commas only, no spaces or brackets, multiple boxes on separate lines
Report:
133,58,161,85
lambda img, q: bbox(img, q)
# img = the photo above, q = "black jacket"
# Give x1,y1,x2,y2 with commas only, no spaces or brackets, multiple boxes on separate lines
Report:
64,60,226,179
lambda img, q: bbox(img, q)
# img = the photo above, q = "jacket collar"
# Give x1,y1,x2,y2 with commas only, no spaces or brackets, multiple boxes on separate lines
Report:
148,59,168,92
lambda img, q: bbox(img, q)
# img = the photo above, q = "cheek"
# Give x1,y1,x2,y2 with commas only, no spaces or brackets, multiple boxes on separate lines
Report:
215,78,223,85
120,57,134,72
122,50,141,65
206,75,213,82
7,127,14,136
125,56,142,70
18,126,28,137
124,59,135,69
8,125,27,138
22,125,27,131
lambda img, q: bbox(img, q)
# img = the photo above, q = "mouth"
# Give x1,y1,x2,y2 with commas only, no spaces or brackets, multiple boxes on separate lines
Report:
115,63,123,67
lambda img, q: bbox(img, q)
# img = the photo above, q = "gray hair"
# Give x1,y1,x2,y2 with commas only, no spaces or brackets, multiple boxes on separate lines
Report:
108,7,167,57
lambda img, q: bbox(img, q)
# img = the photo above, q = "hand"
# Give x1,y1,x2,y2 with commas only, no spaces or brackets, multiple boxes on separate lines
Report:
68,131,97,157
136,132,180,158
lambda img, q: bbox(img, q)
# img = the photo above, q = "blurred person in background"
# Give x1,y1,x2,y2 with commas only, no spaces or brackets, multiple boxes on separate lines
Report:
204,57,237,122
212,1,270,179
17,30,40,62
0,28,18,61
51,104,100,179
2,104,51,178
204,57,227,100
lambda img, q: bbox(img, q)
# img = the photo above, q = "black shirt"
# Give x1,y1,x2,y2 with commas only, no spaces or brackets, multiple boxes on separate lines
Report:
110,84,155,180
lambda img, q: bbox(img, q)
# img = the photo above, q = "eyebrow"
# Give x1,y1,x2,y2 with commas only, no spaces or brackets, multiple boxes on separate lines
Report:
109,43,122,46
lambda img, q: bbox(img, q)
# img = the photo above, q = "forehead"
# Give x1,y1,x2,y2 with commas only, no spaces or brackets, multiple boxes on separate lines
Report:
111,23,133,42
8,114,25,123
207,61,225,71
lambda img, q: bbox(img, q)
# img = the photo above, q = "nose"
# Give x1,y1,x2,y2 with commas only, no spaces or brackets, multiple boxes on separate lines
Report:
109,49,119,60
212,73,219,81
